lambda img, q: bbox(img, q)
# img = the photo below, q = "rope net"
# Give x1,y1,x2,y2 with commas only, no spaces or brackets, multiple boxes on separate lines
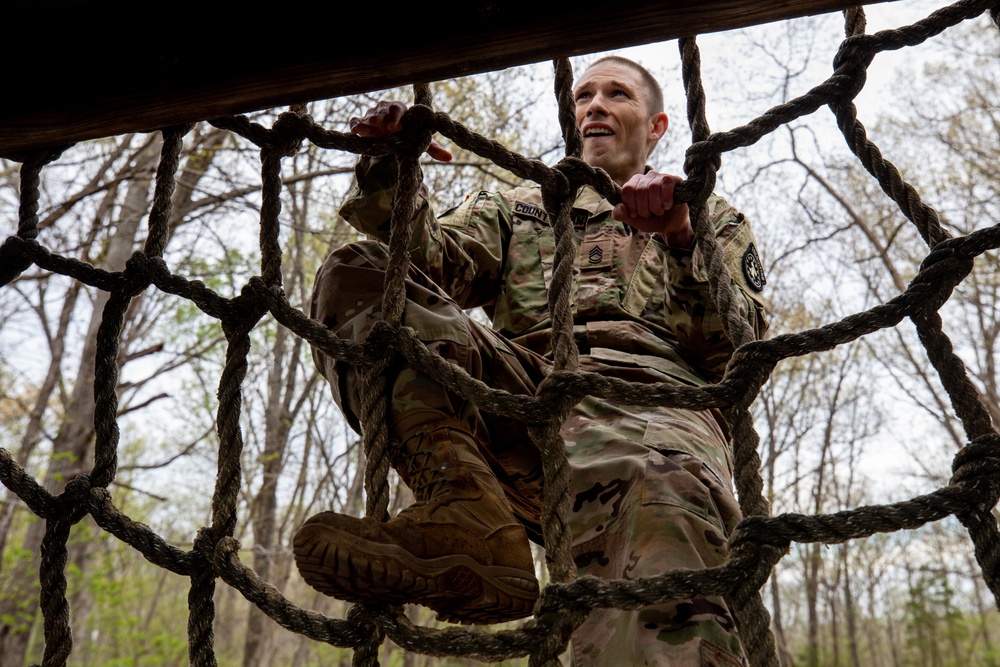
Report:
2,2,999,665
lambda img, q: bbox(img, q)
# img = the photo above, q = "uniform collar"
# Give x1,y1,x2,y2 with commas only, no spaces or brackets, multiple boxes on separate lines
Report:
573,164,656,215
573,185,614,216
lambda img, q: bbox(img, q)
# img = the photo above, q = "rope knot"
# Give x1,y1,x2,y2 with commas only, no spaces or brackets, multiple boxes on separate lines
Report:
729,516,791,550
271,112,308,157
124,250,158,290
398,104,437,159
60,473,93,516
246,276,284,302
213,536,241,560
540,165,573,209
951,434,1000,487
0,237,36,288
193,526,223,561
401,103,434,130
346,602,387,660
919,240,961,272
364,320,398,361
682,149,722,185
680,148,718,207
831,36,874,100
551,156,590,186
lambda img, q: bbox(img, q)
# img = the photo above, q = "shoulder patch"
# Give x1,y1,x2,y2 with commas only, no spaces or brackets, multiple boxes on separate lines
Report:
742,243,766,292
513,201,549,224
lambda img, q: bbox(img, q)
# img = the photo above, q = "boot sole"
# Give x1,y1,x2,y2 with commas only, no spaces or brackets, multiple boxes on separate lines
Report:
293,522,539,624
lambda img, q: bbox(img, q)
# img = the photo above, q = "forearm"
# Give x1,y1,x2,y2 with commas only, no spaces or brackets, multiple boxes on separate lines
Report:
664,197,768,380
336,156,508,310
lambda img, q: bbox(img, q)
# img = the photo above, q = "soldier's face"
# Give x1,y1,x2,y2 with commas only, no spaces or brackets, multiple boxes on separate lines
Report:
574,62,667,186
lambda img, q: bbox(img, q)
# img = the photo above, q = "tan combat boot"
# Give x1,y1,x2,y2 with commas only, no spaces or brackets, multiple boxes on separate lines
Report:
293,420,539,624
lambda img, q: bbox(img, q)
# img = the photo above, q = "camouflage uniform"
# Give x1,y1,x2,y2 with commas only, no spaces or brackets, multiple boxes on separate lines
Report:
312,156,768,666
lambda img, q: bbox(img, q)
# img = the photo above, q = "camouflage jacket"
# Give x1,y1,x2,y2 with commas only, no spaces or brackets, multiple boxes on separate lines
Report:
339,156,768,385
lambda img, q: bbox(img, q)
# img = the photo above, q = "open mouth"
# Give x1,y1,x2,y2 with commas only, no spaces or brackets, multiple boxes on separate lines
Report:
583,128,614,137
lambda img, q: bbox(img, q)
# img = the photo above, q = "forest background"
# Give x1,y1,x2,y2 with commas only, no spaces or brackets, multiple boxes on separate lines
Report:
0,2,998,665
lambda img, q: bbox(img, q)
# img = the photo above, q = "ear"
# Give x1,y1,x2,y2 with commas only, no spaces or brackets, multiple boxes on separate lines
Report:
648,112,668,142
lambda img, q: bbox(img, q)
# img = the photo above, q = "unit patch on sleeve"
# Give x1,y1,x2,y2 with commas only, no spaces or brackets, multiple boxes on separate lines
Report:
742,243,766,292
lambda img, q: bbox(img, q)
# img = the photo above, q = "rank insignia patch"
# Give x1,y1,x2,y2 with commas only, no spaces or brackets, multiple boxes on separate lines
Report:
589,245,604,264
742,243,766,292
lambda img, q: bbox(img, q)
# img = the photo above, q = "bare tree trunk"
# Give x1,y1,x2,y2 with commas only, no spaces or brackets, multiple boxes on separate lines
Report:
828,570,841,667
886,605,903,667
0,281,82,566
842,544,862,667
0,139,130,567
770,577,796,667
966,550,997,665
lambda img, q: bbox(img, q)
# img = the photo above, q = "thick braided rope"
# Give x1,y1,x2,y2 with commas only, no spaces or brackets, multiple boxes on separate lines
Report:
554,58,583,159
0,146,66,287
678,34,779,667
5,112,999,666
2,2,1000,665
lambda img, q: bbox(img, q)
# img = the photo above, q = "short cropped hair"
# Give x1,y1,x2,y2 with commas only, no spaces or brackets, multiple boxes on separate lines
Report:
586,56,664,118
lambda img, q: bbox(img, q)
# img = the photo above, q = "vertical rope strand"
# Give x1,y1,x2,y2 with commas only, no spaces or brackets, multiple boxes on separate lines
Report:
414,82,432,107
554,58,582,159
143,124,191,258
260,146,286,287
843,6,867,37
212,320,255,539
188,533,219,667
679,34,779,667
0,147,65,286
89,288,132,489
829,11,950,249
38,518,74,667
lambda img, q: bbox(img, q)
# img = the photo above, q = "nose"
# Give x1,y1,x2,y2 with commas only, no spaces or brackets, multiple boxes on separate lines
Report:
586,92,609,116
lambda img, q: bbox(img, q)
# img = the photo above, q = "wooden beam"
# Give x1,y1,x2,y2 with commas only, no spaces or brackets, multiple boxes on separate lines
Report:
4,0,900,156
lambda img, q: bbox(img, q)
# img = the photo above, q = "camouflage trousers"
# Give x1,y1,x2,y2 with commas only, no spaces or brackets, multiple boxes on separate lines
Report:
312,241,747,667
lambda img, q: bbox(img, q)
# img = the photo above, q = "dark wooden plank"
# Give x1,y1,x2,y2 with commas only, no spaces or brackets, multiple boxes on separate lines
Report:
3,0,899,155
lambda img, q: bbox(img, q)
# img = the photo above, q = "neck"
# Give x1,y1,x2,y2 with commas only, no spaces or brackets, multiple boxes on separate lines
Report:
612,164,647,187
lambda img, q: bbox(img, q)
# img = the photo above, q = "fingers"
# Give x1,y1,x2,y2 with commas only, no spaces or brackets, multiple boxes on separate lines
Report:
349,100,408,137
613,171,693,245
619,170,678,219
349,100,452,162
426,140,453,162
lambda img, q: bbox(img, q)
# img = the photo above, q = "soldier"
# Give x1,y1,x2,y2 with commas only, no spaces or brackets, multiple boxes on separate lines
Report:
294,56,767,666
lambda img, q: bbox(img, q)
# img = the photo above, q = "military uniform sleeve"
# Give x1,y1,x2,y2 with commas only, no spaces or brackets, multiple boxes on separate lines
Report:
661,196,769,380
337,155,514,309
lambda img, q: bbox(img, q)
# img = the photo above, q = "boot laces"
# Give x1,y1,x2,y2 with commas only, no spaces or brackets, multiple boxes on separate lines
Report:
397,447,457,501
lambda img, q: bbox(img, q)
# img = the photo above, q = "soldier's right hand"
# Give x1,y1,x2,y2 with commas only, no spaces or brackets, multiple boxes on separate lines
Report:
349,101,453,162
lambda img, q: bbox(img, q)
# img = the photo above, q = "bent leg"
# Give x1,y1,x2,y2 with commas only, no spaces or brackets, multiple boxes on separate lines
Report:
299,241,546,623
310,240,546,531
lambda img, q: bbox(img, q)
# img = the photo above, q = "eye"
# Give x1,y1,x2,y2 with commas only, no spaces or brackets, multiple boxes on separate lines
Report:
575,91,592,102
612,89,628,98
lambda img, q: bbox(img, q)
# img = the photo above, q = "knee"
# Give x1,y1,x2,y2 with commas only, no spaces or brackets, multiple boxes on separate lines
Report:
317,240,389,286
311,240,388,332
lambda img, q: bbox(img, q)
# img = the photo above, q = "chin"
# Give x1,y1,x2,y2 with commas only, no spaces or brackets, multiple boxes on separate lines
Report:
583,154,611,173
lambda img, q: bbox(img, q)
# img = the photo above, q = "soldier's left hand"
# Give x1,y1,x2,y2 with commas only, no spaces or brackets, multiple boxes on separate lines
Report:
613,171,693,248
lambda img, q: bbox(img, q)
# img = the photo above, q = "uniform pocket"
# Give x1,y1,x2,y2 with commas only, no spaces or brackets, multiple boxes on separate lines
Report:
639,448,716,522
641,412,733,486
496,220,552,334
